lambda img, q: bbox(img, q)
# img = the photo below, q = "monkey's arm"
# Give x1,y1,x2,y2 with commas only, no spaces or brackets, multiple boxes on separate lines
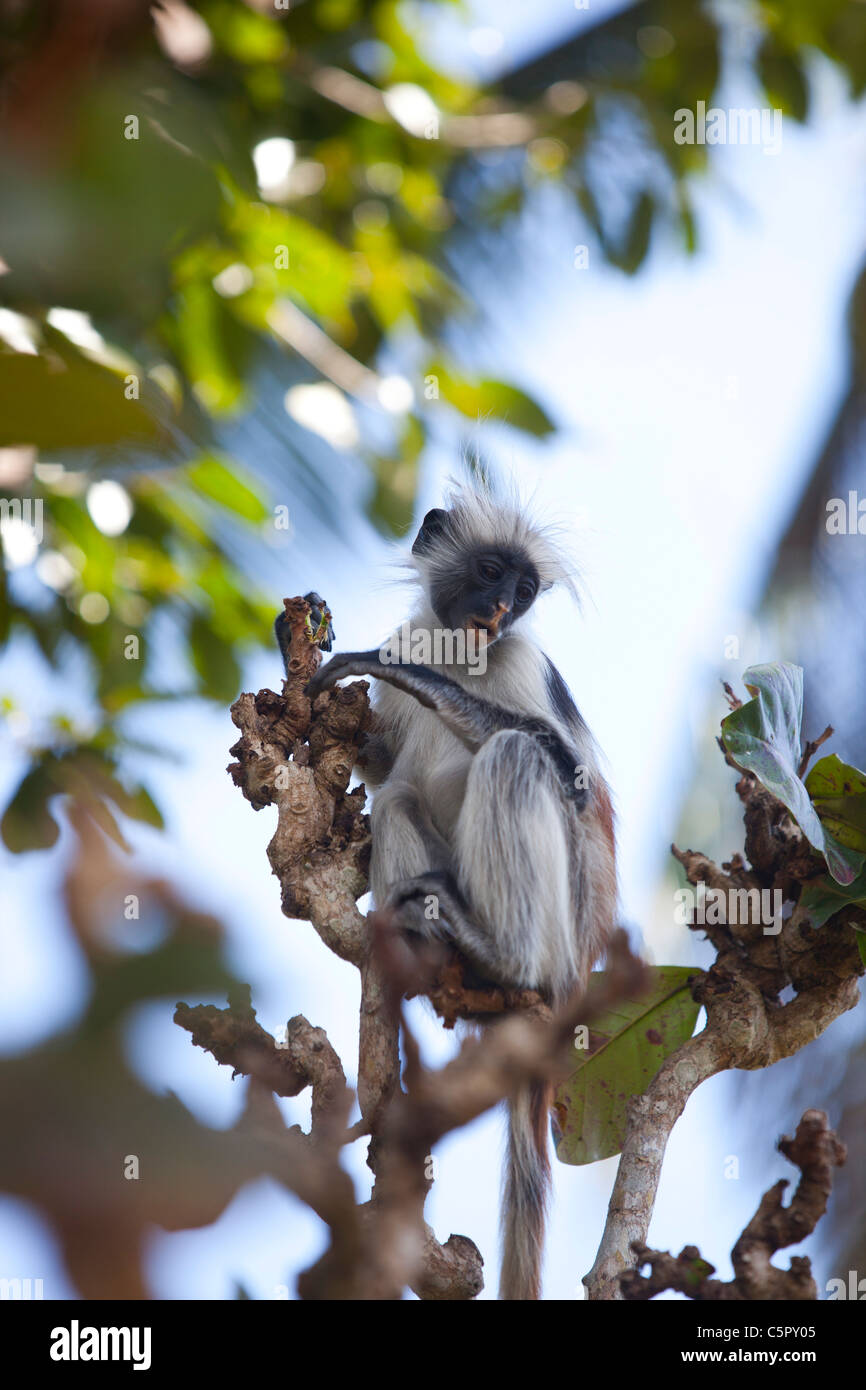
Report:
356,724,395,786
306,650,585,803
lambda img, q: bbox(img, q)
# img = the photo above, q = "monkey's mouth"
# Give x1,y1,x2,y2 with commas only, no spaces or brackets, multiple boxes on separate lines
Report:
467,616,503,643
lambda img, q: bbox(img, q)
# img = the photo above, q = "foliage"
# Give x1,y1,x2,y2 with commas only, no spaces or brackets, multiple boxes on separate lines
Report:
554,662,866,1165
721,664,865,885
0,0,861,849
554,965,702,1165
720,663,866,926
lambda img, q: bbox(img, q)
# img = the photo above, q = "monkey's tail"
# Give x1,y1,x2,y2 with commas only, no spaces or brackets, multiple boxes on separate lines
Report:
499,1078,552,1300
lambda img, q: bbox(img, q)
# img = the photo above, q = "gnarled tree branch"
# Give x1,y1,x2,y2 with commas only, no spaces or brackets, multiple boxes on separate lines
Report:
584,740,863,1300
621,1109,846,1300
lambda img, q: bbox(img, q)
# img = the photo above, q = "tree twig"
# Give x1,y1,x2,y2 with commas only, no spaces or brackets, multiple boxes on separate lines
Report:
621,1110,846,1300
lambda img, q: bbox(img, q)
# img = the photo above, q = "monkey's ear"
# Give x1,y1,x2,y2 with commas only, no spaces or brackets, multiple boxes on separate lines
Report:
412,508,449,556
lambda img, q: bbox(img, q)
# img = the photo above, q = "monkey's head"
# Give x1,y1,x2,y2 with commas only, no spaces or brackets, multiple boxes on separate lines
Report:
410,485,577,645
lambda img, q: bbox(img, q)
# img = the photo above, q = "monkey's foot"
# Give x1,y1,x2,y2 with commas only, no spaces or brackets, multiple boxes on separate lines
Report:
385,872,464,945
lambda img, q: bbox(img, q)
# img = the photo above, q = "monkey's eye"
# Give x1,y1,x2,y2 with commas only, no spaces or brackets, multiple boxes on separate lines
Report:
516,581,536,605
479,561,502,583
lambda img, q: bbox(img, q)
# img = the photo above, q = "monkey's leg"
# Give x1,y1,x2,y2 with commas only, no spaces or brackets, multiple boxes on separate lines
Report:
453,730,578,995
369,781,451,911
368,784,494,962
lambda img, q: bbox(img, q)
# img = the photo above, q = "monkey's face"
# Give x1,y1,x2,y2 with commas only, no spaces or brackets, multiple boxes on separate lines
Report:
431,547,540,644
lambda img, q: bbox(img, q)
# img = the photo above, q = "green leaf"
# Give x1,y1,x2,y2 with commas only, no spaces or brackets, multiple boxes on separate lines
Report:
805,753,866,856
426,362,554,436
226,201,356,326
185,455,269,523
0,532,9,644
554,966,703,1166
188,612,242,702
201,1,288,64
79,792,131,852
0,342,162,449
618,190,654,275
800,863,866,929
757,41,809,121
53,753,134,851
172,280,245,415
82,932,238,1034
720,664,862,885
367,417,424,535
106,780,165,831
1,764,61,853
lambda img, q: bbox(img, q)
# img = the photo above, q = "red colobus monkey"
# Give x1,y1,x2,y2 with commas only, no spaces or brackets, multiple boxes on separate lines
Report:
301,483,617,1299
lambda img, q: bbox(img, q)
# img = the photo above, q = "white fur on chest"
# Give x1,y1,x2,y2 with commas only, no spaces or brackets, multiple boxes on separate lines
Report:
369,607,565,842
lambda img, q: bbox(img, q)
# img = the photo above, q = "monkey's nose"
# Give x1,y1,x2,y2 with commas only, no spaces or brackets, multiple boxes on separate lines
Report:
487,602,511,634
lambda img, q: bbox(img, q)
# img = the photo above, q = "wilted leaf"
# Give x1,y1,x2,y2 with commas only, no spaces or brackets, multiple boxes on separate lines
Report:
554,966,702,1166
805,753,866,856
720,663,861,885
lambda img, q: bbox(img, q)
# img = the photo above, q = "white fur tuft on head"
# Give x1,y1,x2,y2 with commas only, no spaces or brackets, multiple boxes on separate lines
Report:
409,477,580,601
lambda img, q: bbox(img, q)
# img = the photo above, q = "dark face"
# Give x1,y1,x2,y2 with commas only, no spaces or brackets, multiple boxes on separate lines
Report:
440,547,540,643
412,511,540,643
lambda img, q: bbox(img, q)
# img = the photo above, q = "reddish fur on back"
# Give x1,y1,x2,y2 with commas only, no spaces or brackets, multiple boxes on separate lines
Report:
593,779,616,866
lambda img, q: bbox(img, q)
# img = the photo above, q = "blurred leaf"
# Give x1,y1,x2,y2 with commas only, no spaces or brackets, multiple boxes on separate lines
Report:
186,454,269,523
427,362,555,436
226,200,357,326
83,933,237,1034
0,533,8,644
0,886,264,1297
0,342,162,449
75,791,130,852
1,763,61,853
367,418,424,534
0,76,224,320
617,190,655,275
201,1,288,63
189,611,242,702
172,280,246,415
757,39,809,121
1,744,167,857
107,780,165,832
